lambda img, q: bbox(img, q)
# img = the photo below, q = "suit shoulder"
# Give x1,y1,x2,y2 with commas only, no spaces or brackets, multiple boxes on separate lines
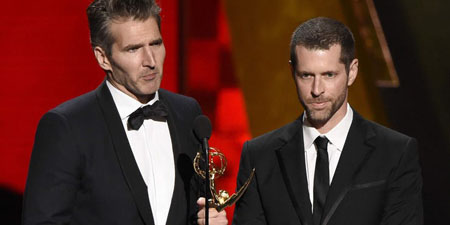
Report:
359,118,418,158
159,89,198,105
41,90,98,124
365,119,414,143
159,89,202,116
246,119,301,151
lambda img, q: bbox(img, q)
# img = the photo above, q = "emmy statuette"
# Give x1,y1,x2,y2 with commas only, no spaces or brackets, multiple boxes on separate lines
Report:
193,147,255,212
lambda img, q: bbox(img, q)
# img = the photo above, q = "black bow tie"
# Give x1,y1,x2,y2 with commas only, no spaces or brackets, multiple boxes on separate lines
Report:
127,100,168,130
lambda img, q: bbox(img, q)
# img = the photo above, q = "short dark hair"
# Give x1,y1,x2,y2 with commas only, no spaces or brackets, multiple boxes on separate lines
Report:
87,0,161,56
290,17,355,73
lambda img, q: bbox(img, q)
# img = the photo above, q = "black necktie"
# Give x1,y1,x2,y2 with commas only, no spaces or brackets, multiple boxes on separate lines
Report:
313,136,329,225
127,100,168,130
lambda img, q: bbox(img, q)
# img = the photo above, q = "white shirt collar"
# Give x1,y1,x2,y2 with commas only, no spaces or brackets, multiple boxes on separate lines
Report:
106,80,159,120
302,104,353,151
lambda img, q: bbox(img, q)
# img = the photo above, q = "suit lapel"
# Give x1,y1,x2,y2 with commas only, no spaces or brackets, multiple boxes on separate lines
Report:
275,118,313,225
321,112,376,225
159,91,186,225
95,81,155,225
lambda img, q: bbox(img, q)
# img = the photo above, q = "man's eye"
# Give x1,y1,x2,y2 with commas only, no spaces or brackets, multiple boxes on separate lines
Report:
325,73,335,78
151,40,163,46
301,74,312,78
127,48,138,53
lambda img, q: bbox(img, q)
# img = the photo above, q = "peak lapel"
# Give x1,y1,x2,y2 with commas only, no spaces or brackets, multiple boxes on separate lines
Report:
95,81,155,225
159,91,189,225
321,112,376,225
275,119,313,225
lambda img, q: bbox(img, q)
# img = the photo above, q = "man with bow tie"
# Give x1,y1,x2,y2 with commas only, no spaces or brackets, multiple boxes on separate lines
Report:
22,0,227,225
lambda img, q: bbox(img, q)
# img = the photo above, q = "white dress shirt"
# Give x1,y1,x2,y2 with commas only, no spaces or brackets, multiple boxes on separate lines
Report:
107,81,175,225
303,104,353,208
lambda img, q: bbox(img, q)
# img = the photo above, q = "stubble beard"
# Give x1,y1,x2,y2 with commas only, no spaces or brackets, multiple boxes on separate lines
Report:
108,63,162,103
302,89,347,128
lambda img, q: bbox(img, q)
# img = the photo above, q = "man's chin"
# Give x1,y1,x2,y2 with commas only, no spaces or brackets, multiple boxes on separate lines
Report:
306,110,331,126
139,84,160,96
139,90,158,97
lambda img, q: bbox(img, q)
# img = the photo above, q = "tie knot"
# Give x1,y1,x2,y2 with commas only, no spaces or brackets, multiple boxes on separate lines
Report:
314,136,329,150
141,100,168,119
127,100,168,130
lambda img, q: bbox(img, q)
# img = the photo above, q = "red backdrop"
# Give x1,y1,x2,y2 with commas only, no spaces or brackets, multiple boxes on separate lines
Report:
0,0,180,191
0,0,249,222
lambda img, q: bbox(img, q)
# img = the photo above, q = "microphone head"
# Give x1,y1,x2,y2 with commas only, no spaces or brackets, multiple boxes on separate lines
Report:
193,115,212,141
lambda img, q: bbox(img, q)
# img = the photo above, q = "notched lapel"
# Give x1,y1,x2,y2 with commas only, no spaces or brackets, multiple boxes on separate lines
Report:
321,112,376,225
275,119,313,225
95,81,155,225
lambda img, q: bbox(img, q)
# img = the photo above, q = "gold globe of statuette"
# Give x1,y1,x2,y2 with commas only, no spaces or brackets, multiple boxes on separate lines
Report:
194,147,227,180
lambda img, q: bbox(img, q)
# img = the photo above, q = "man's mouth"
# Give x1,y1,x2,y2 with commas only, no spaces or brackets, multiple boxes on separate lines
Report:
308,100,329,109
142,73,157,81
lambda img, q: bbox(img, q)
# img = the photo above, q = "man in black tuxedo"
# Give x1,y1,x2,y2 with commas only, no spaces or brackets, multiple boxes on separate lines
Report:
22,0,227,224
232,17,423,225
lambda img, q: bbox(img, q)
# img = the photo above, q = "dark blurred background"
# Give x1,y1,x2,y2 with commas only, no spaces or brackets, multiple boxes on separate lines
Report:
375,1,450,224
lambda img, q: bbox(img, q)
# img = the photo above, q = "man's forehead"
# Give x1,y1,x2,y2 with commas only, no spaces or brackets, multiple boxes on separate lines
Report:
109,17,161,45
296,44,341,53
294,45,345,71
109,16,158,31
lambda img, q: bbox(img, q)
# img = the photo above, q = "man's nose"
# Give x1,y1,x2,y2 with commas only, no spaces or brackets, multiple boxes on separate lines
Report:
311,76,324,97
142,47,156,69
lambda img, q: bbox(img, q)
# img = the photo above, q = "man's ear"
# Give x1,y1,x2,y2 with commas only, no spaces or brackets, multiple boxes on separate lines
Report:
347,58,358,86
289,60,295,77
94,46,112,72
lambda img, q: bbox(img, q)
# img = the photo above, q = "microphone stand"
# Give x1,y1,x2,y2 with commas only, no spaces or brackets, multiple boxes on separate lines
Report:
193,115,213,225
202,138,210,225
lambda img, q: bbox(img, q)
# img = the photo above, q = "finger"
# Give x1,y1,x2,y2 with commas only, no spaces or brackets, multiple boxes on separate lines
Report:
197,217,228,225
198,208,219,220
197,218,205,225
209,214,228,225
197,209,204,219
218,209,227,217
208,208,227,218
209,208,220,217
197,197,206,207
197,197,206,219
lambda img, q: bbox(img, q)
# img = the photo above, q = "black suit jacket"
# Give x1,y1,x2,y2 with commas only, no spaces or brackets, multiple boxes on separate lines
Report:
23,81,203,225
232,112,423,225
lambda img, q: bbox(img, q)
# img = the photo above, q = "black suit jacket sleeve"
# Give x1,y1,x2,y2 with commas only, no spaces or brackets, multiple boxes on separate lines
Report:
381,137,423,225
23,111,80,224
233,141,267,225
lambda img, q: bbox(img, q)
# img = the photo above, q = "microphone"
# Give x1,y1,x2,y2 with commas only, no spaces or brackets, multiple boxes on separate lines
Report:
193,115,212,142
193,115,212,225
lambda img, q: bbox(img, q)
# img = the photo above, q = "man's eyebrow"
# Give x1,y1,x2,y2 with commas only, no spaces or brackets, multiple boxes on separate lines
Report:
298,70,314,75
320,70,338,75
122,43,143,51
122,38,163,51
150,38,163,45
